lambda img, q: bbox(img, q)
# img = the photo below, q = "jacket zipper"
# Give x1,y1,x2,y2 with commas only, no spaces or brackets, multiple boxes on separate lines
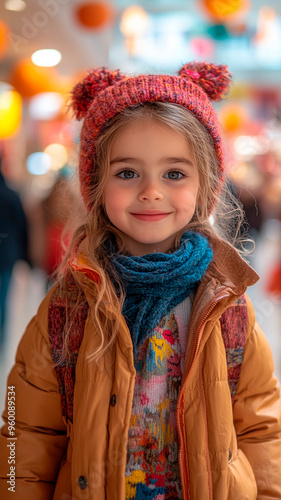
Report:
177,293,229,500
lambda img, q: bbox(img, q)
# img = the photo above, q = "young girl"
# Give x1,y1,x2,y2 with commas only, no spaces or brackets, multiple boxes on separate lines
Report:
0,62,281,500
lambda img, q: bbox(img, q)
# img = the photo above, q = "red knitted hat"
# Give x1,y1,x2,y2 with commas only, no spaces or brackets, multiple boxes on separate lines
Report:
70,62,232,211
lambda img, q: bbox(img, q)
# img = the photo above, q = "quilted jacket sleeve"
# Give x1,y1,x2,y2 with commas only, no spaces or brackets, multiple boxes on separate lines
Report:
0,303,67,500
233,296,281,499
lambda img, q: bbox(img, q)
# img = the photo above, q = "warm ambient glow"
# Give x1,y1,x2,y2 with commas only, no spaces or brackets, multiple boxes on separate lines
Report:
0,89,22,139
31,49,62,68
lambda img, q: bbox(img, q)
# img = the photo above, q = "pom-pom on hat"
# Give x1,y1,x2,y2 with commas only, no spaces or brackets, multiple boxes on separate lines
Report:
70,62,232,211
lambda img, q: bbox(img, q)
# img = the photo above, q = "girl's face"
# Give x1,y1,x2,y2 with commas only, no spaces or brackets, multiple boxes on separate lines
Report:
103,118,200,255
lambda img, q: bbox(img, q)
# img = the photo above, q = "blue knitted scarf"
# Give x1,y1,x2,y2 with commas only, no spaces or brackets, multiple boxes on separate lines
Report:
108,231,213,358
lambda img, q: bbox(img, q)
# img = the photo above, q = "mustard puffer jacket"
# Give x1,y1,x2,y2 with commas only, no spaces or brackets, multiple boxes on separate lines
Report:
0,237,281,500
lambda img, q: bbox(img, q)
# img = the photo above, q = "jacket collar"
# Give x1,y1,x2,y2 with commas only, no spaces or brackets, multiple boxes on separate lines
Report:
179,235,259,382
68,251,101,284
206,234,258,295
187,234,258,332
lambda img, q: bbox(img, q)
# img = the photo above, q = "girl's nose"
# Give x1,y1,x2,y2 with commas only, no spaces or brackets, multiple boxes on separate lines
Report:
137,179,163,202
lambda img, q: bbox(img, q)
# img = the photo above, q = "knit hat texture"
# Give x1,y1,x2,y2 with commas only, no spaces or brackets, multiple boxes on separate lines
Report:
70,62,232,211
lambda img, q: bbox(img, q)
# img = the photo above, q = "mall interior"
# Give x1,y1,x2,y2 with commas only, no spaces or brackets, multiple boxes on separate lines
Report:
0,0,281,412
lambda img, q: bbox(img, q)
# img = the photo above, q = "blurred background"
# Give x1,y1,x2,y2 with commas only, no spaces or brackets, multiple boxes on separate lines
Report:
0,0,280,411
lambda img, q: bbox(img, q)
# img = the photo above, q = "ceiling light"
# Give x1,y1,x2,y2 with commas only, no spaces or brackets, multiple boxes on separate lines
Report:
5,0,26,11
31,49,62,68
120,6,149,37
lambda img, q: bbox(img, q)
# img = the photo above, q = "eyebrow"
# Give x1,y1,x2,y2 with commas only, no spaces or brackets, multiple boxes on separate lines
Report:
110,156,194,166
162,157,194,166
110,157,137,166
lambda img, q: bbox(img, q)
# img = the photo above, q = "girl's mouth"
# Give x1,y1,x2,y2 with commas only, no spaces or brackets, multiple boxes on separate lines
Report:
131,212,171,222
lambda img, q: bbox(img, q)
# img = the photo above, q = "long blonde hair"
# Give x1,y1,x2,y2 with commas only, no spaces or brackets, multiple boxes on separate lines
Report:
57,102,246,363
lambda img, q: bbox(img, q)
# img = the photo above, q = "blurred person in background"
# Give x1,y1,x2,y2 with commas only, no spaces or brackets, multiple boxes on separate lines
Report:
28,170,75,290
0,156,29,351
266,218,281,299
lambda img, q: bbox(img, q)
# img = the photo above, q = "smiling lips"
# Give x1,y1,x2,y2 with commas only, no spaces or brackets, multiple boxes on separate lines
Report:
130,211,171,222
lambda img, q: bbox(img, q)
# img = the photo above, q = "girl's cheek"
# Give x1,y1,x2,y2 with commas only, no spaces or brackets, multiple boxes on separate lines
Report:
107,193,127,212
110,192,124,206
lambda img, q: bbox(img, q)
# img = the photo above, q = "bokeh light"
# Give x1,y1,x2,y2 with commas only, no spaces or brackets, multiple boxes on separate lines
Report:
27,152,52,175
29,93,64,120
31,49,62,68
5,0,26,11
120,6,149,37
0,88,22,139
44,143,68,170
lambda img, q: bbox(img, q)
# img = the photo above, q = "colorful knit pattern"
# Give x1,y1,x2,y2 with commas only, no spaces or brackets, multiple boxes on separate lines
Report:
48,276,89,421
125,311,184,500
219,294,248,402
70,62,232,211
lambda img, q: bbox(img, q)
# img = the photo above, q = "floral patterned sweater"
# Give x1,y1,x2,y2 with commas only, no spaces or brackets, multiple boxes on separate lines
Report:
125,297,192,500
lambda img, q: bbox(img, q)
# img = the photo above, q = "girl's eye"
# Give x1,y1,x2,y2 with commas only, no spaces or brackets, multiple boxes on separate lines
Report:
165,171,184,180
117,170,137,179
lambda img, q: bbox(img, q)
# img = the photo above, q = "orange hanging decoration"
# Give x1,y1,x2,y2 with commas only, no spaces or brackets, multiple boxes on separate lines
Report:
75,1,114,29
9,60,62,98
0,19,9,58
202,0,249,20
